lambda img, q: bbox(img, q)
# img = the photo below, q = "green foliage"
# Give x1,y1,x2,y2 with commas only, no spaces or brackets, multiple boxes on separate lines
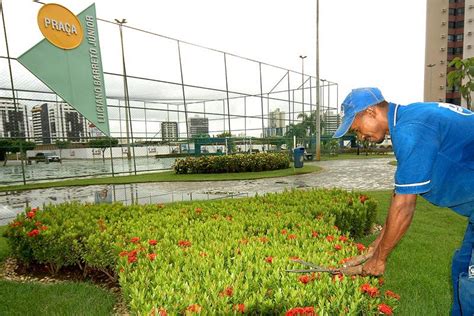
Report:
88,137,119,149
4,189,387,314
0,138,36,164
173,152,290,174
447,57,474,110
55,140,71,150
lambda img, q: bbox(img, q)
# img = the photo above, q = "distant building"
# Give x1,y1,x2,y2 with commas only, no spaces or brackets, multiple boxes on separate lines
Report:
161,121,178,141
188,117,209,138
0,101,29,138
323,111,341,136
424,0,474,105
31,103,89,144
265,108,285,137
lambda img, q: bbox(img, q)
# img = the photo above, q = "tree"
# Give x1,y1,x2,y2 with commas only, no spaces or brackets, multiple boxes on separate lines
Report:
56,140,71,163
0,139,35,166
89,137,119,162
447,57,474,110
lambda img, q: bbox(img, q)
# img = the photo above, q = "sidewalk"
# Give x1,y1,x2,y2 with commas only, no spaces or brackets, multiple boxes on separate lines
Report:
0,158,396,225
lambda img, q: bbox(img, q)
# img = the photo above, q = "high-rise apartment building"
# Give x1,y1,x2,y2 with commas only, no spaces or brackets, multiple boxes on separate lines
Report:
323,111,341,136
161,121,178,141
265,108,286,137
425,0,474,105
0,101,29,138
187,117,209,138
31,103,89,144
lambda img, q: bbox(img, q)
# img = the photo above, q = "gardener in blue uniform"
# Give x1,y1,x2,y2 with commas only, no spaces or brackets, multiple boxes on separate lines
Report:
334,87,474,315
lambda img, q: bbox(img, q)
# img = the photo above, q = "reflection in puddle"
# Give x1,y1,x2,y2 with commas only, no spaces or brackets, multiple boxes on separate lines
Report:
0,183,250,225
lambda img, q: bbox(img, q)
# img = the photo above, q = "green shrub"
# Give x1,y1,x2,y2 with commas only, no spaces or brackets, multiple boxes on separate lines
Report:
3,189,392,315
173,152,290,174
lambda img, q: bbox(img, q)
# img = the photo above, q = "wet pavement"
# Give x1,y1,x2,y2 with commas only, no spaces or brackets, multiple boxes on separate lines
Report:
0,157,396,225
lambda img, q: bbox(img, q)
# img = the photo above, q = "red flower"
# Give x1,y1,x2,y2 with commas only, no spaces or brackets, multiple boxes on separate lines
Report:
195,207,203,214
219,286,233,297
178,240,192,248
119,250,128,257
311,231,319,238
385,290,400,300
339,257,352,265
332,273,344,282
360,283,379,297
239,239,249,245
34,221,42,227
186,304,202,313
26,211,35,219
27,229,40,237
333,225,339,231
265,256,273,263
288,234,297,240
130,237,140,243
356,243,366,252
359,195,368,204
285,306,316,316
298,275,312,284
378,277,385,286
281,229,288,235
199,252,208,257
234,304,245,313
378,304,393,315
338,236,348,242
128,255,137,264
259,237,269,243
334,244,342,251
40,225,48,231
326,235,334,242
31,207,39,212
159,308,167,316
148,253,157,261
149,239,158,246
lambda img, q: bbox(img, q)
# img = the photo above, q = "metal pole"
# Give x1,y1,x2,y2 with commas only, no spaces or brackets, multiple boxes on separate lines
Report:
244,97,247,136
1,2,26,184
287,71,291,125
224,53,232,134
115,19,132,161
299,55,307,115
315,0,321,161
177,41,190,142
259,62,265,138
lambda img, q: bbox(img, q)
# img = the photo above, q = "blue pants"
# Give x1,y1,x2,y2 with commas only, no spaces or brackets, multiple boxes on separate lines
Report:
451,216,474,316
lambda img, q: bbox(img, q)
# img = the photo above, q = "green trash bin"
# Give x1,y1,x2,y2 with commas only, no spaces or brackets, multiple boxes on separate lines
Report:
293,147,305,168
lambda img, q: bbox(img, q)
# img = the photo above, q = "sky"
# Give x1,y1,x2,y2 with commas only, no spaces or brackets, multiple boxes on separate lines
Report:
0,0,427,137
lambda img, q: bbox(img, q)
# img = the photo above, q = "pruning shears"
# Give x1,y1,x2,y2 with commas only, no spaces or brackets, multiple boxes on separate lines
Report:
286,259,341,274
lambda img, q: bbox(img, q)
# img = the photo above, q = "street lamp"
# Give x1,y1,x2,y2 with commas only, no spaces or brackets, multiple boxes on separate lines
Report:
427,63,436,101
115,18,132,161
299,55,307,116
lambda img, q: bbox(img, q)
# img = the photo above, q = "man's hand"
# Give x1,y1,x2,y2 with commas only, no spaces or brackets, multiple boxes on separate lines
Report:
339,257,385,276
342,247,375,268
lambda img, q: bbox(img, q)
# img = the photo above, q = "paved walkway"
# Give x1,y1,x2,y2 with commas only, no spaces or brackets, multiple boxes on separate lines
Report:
0,158,396,225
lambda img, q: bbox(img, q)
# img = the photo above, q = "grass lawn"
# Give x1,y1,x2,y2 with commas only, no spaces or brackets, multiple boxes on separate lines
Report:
0,165,321,193
0,190,467,314
358,191,467,315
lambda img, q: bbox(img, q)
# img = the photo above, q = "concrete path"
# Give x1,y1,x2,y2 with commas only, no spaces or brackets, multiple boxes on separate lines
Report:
0,157,396,225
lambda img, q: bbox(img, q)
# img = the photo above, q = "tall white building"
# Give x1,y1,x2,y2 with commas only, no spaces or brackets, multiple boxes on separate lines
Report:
0,101,29,139
266,108,286,137
425,0,474,106
31,103,89,144
161,121,178,141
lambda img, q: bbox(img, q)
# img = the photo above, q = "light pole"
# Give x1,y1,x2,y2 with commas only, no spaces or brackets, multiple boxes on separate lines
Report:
321,78,327,135
115,18,132,161
427,63,436,101
299,55,307,116
315,0,321,161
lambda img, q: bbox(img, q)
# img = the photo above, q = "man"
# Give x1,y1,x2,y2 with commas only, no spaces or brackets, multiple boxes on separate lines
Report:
333,87,474,315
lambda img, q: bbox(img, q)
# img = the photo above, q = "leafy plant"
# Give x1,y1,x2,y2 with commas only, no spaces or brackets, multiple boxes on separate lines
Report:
447,57,474,110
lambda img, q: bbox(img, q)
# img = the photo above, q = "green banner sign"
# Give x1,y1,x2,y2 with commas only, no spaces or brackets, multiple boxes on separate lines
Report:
18,3,110,136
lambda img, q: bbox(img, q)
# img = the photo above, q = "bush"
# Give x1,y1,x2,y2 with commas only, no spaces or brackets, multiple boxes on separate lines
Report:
3,189,395,315
173,152,290,174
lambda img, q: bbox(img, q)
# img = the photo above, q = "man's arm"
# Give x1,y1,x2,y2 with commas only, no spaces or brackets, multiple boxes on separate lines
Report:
341,193,417,275
360,193,417,275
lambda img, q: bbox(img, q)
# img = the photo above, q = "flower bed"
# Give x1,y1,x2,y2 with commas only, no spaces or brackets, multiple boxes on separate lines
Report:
4,189,398,314
173,152,290,174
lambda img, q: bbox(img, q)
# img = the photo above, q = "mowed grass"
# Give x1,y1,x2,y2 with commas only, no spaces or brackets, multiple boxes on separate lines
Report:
0,190,467,315
358,191,467,315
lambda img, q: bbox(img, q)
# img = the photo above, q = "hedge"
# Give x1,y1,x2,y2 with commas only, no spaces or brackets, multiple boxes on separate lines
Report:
173,152,290,174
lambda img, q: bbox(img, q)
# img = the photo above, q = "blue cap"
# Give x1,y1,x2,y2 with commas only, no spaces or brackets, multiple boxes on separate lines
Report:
333,87,385,138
